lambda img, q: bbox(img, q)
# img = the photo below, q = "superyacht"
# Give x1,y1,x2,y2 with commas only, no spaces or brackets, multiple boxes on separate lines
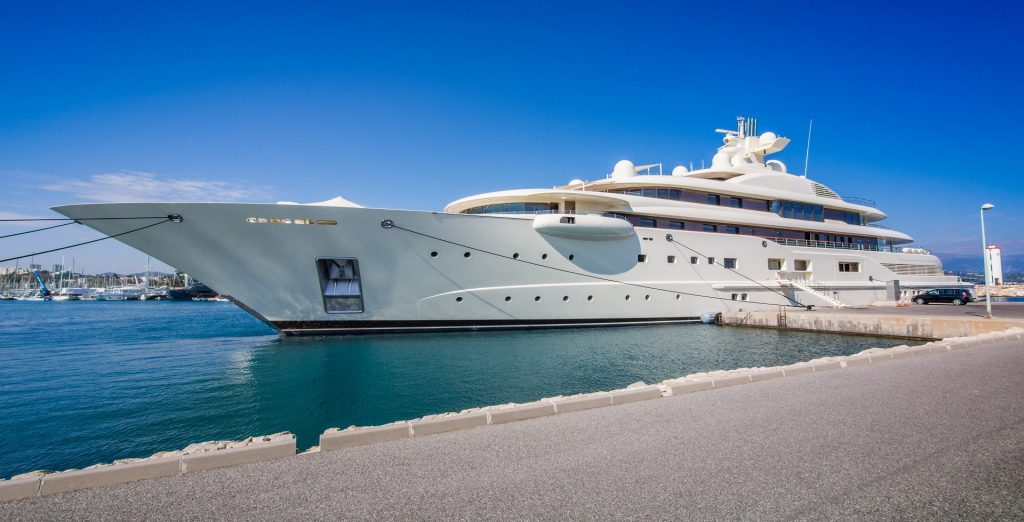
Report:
55,118,966,334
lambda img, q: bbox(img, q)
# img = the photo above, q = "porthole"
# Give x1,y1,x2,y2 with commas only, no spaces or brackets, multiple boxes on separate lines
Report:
675,294,681,300
512,253,520,260
430,251,438,258
456,297,463,303
464,252,471,258
625,295,631,301
505,296,511,302
568,254,575,261
541,253,548,260
644,295,650,301
535,296,542,301
587,295,594,301
562,296,569,302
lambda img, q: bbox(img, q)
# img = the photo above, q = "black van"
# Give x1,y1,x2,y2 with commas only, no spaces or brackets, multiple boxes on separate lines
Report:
911,288,974,305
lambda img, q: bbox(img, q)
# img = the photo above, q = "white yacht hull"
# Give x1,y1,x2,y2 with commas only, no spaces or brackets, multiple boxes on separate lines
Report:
54,202,965,335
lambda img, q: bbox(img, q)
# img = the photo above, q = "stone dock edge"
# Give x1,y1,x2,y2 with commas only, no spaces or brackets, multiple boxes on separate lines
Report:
3,327,1022,503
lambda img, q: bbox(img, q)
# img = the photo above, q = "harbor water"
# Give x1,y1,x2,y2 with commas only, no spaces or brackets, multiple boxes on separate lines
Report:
0,300,905,478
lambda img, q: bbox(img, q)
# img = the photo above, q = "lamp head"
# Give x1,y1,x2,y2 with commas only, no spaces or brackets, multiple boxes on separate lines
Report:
981,203,994,211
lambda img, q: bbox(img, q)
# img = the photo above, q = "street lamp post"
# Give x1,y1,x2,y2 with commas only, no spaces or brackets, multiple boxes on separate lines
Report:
980,203,994,318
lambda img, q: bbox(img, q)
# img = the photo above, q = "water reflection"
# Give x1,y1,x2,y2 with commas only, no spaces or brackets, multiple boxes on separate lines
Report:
0,301,901,476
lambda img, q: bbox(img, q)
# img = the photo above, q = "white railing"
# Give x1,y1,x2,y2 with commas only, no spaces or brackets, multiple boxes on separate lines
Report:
769,238,882,252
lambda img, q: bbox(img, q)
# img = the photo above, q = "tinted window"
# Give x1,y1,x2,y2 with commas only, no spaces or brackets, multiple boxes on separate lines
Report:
707,194,720,205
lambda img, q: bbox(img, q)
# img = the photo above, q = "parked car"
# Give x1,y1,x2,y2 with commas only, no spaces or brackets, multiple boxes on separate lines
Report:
912,288,974,305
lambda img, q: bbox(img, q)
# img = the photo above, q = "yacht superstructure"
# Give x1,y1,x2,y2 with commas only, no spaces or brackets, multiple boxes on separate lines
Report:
54,119,966,334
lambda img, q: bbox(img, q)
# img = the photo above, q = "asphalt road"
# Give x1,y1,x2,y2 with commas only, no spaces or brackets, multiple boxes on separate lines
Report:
4,340,1023,520
839,301,1024,320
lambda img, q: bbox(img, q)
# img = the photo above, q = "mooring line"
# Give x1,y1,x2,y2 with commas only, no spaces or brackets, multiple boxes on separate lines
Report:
666,235,805,307
384,220,803,308
0,216,181,263
0,221,76,240
0,216,173,222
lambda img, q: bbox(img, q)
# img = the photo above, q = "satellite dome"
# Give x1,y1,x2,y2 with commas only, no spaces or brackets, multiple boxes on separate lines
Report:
766,160,787,173
568,178,584,186
611,160,635,179
759,131,777,146
711,151,731,168
671,166,688,176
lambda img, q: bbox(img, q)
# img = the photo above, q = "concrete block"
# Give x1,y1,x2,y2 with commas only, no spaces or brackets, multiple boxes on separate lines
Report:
181,437,295,473
410,412,488,437
610,385,662,405
928,343,951,353
712,374,751,388
749,369,785,382
947,341,970,351
320,423,410,451
890,350,913,360
488,402,555,424
811,361,842,372
40,458,180,496
667,380,714,395
844,356,871,367
0,476,40,502
868,353,893,363
550,393,612,413
782,364,814,377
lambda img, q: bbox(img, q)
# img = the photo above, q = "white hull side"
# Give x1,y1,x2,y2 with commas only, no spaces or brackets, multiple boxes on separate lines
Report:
53,203,965,334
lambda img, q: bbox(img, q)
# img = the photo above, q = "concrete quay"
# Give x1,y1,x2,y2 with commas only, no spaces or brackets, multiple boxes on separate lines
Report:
2,334,1022,519
720,301,1024,340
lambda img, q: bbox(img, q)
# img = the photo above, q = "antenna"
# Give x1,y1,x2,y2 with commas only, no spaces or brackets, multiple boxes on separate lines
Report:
802,119,813,178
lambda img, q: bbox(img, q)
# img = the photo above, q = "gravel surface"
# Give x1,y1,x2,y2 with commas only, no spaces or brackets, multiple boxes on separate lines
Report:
3,339,1023,521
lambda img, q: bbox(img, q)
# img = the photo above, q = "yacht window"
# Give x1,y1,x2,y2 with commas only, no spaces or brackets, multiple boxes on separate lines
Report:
794,259,810,271
723,258,737,269
669,189,681,200
666,221,684,230
731,293,738,300
729,197,742,208
839,262,860,273
317,258,364,313
657,188,670,199
708,257,715,265
707,194,720,205
724,226,739,234
690,256,698,264
703,224,717,233
643,188,657,198
667,255,676,263
741,293,748,301
638,254,647,263
768,258,784,270
635,218,656,228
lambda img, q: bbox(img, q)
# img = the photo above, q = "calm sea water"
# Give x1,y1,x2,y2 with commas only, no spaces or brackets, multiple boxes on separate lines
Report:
0,301,904,477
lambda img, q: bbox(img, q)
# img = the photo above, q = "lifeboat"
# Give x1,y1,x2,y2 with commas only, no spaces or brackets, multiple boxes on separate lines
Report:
532,214,635,241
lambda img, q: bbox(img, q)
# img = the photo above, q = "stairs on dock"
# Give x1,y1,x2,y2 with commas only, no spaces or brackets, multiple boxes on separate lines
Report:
776,275,848,308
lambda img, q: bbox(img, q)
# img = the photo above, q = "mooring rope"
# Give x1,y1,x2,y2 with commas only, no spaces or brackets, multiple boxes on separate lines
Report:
0,216,173,222
0,221,76,240
666,235,805,307
0,215,182,263
383,219,804,308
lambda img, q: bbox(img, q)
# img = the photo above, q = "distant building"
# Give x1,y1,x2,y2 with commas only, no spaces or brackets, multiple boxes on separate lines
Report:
985,245,1003,286
52,263,64,274
29,264,41,271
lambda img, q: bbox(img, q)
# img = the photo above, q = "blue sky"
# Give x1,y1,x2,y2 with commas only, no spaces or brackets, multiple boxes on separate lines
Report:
1,1,1021,273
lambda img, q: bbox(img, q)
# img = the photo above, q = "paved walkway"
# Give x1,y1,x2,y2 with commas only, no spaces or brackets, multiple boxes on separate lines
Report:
4,340,1023,520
